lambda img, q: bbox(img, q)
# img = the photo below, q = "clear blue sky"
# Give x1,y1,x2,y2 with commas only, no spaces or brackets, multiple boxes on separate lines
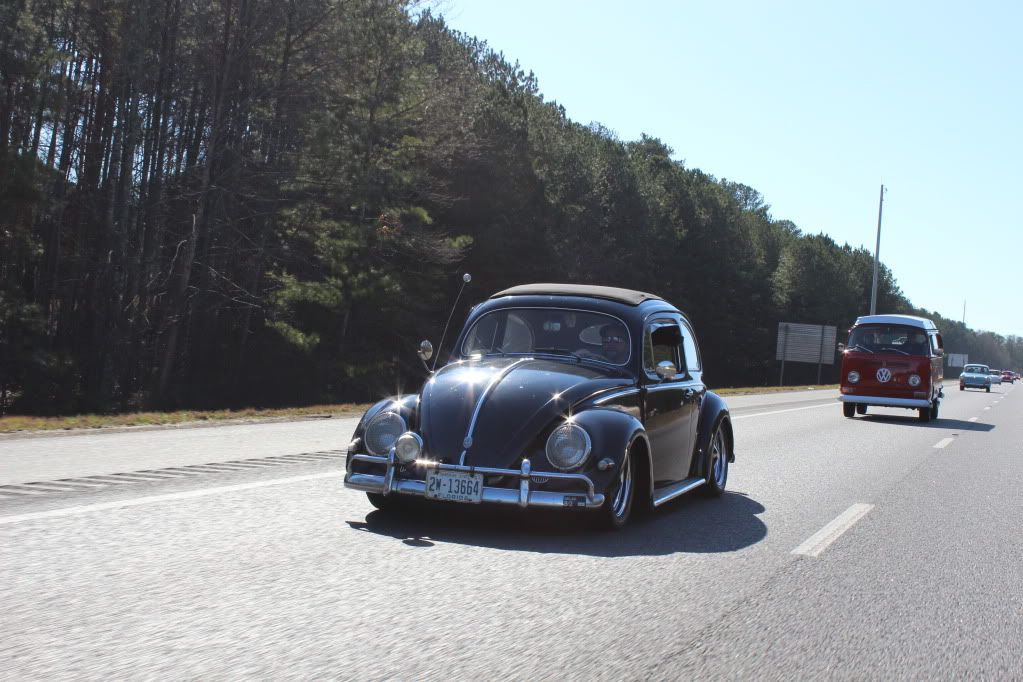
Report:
434,0,1023,338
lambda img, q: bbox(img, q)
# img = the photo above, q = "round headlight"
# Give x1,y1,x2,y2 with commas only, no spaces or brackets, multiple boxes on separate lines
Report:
393,432,423,464
545,423,592,471
364,411,407,455
908,374,921,387
847,371,860,384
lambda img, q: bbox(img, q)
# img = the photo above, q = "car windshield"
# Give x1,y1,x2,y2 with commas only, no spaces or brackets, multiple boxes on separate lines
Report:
964,365,986,373
847,325,929,355
461,308,631,365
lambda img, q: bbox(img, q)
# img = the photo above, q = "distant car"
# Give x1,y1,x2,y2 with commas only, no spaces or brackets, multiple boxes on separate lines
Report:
960,364,991,392
344,283,735,529
989,369,1003,386
1001,370,1015,384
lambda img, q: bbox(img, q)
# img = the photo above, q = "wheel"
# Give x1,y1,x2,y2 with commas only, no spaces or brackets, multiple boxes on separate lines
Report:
366,492,405,512
843,402,856,418
856,404,867,415
596,449,634,530
701,423,729,498
959,385,964,391
930,399,940,421
917,406,931,422
986,386,991,393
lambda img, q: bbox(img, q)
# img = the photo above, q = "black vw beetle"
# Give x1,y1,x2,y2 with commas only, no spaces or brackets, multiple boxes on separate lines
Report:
344,283,735,529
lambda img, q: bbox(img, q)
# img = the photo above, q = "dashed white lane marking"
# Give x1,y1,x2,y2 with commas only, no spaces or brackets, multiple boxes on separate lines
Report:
984,407,991,411
0,472,341,526
969,417,979,422
733,403,835,420
792,503,874,557
933,437,955,449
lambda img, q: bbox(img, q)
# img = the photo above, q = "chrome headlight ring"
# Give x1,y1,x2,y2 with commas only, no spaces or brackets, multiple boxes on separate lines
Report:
847,371,860,384
908,374,921,387
364,411,407,456
545,422,592,472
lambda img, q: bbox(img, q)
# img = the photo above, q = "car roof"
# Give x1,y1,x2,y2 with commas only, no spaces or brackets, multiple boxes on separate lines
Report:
490,283,663,306
853,314,938,331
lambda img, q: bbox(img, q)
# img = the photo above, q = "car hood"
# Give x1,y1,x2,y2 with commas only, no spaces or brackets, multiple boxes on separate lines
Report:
420,356,632,469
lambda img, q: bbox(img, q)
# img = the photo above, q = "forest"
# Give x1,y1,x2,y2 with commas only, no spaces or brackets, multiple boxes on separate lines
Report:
2,0,1020,415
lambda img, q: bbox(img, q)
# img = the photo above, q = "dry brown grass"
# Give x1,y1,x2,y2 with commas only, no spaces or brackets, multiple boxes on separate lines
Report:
0,404,372,434
713,384,840,396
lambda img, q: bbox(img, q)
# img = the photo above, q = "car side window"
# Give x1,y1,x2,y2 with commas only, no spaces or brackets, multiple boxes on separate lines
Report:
928,333,940,356
644,321,683,378
680,320,702,373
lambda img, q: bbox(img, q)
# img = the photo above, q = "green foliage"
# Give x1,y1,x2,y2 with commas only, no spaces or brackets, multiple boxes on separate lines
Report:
1,0,1019,412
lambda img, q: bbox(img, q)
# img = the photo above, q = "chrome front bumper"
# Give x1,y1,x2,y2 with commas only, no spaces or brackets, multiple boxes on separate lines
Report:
345,452,605,509
838,395,931,408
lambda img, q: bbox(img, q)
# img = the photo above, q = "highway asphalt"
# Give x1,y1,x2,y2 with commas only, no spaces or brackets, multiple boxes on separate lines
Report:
2,382,1021,679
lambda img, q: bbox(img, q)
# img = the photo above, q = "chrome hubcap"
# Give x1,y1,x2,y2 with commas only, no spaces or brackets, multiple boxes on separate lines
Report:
612,452,633,518
711,429,727,487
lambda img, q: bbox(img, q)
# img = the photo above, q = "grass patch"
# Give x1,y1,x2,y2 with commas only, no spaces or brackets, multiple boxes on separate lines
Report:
0,404,372,434
713,384,839,396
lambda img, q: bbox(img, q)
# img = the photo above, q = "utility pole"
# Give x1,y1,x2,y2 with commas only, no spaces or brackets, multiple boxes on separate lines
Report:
869,184,886,315
962,299,966,326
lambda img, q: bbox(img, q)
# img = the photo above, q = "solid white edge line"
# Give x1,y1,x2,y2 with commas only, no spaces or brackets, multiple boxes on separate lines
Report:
933,437,955,449
0,472,342,526
732,402,835,420
792,503,874,557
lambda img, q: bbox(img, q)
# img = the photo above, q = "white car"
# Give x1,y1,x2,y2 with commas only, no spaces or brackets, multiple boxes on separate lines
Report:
988,369,1003,385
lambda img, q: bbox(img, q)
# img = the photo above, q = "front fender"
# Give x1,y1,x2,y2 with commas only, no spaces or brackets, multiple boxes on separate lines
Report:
349,394,419,456
570,408,649,498
692,391,734,478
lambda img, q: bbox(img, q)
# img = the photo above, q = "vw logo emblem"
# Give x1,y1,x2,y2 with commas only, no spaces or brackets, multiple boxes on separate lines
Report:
876,368,892,383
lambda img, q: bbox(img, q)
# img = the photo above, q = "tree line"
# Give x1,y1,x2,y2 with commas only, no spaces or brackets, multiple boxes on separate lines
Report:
0,0,1018,414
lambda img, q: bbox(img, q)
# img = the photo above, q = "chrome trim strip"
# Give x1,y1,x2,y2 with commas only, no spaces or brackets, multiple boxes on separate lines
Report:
345,453,604,508
594,388,640,405
652,477,706,507
645,383,687,394
838,396,931,408
462,357,533,451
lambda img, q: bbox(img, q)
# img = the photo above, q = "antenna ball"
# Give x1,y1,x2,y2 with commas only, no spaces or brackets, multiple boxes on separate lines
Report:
463,273,472,283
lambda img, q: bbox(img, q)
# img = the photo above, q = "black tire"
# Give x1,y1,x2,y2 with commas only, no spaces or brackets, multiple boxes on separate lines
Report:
366,492,405,512
959,385,964,391
856,404,867,415
595,449,635,530
843,402,856,418
701,422,729,498
986,386,991,393
930,399,940,421
918,407,930,422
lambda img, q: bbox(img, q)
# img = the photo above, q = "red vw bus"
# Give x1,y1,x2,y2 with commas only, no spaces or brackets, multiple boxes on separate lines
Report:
839,314,944,422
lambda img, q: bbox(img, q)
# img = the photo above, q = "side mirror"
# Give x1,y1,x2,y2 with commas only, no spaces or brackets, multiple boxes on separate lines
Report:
655,360,678,381
417,340,434,361
837,343,846,352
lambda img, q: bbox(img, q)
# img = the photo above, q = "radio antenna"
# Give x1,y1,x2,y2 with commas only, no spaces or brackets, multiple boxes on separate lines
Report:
433,273,472,371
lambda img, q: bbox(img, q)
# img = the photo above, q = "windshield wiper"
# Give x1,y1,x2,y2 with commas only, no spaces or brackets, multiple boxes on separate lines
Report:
880,347,909,355
850,343,874,353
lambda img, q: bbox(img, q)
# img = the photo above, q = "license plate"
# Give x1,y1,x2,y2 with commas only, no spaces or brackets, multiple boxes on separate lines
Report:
425,471,484,504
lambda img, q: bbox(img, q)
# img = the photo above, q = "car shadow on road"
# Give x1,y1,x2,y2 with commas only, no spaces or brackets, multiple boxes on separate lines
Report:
856,416,994,431
345,490,767,557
